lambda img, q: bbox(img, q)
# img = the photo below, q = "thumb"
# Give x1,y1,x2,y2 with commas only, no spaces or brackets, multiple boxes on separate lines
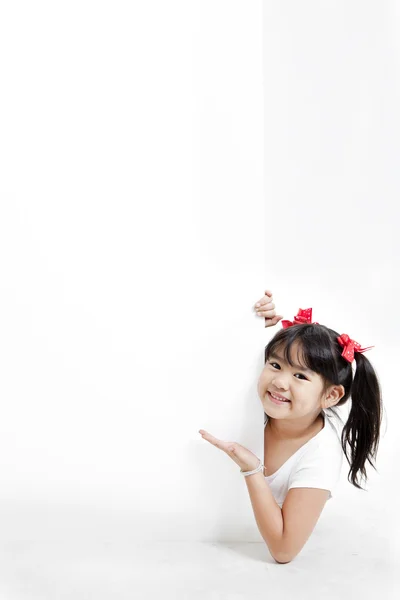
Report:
271,315,284,325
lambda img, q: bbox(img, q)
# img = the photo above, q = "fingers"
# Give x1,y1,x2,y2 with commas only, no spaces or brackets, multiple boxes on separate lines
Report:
199,430,234,453
199,430,221,447
254,297,275,314
254,290,275,310
253,290,283,327
255,303,275,315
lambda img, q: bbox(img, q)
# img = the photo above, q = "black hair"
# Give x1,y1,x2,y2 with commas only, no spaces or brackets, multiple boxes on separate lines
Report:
264,323,384,491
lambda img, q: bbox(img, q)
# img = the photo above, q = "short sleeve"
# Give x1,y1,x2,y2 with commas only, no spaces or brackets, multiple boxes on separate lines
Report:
288,441,343,496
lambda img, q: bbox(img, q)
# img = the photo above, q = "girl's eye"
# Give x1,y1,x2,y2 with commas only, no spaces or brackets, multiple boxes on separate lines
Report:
268,362,308,380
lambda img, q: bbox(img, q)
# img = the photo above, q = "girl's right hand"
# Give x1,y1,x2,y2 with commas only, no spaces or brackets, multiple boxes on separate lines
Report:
254,289,284,328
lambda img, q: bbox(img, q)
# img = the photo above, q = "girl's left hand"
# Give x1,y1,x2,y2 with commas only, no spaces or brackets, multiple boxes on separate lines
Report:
199,429,261,473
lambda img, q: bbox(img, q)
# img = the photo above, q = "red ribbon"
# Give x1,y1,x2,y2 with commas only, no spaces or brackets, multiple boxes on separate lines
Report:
281,308,319,329
281,308,374,363
337,334,374,363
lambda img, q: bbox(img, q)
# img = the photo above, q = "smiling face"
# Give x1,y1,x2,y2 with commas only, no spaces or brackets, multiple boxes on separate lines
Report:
257,339,328,419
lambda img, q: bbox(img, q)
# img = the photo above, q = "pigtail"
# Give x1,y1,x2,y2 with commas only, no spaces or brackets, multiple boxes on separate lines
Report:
340,352,383,490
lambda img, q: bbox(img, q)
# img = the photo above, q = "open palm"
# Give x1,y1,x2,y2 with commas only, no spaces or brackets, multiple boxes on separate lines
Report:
199,429,260,473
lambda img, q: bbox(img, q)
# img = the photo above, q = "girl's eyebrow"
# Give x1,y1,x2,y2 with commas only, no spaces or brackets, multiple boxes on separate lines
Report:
269,353,312,374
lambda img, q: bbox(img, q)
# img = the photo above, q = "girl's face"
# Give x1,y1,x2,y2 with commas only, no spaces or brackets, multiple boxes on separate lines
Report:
257,340,326,417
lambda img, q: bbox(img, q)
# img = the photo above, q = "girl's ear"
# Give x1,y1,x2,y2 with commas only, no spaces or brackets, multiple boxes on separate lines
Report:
324,384,345,408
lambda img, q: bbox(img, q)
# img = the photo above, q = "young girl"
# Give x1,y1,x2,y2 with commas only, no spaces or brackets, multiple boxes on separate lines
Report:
199,289,383,564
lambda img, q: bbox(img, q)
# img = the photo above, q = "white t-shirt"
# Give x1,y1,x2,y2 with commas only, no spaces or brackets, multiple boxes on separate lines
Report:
264,410,344,508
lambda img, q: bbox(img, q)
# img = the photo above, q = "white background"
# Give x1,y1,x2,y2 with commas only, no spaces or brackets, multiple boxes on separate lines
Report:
0,0,398,559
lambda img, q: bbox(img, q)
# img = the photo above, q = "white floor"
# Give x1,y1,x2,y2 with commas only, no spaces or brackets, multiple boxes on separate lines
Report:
0,538,398,600
0,488,398,600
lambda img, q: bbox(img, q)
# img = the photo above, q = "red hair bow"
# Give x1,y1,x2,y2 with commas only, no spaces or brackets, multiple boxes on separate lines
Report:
337,334,374,363
281,308,319,329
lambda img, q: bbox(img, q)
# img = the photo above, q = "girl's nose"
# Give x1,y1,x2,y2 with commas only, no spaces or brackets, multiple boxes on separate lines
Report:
272,377,289,390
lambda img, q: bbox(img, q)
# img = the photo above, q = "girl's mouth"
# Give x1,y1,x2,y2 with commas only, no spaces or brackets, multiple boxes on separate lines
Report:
267,391,291,405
